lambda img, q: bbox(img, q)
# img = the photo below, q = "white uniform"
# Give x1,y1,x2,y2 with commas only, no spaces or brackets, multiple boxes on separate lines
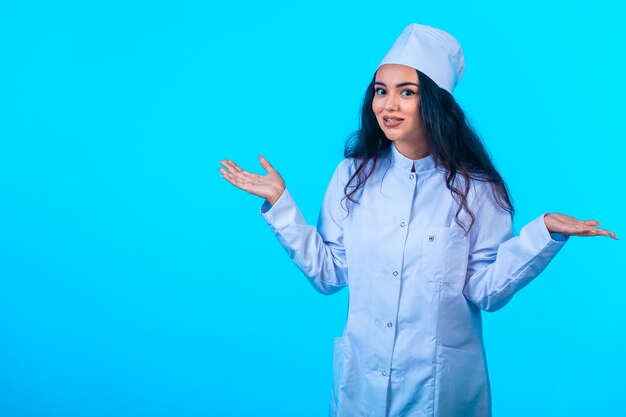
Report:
260,143,568,417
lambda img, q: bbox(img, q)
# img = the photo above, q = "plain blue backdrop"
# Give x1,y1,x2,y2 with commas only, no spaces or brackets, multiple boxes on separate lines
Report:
1,1,624,416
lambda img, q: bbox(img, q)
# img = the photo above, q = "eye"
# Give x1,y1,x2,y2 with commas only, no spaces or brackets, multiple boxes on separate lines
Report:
401,89,417,96
375,88,386,95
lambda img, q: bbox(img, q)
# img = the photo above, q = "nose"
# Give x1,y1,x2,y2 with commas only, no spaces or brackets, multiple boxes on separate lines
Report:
384,94,399,111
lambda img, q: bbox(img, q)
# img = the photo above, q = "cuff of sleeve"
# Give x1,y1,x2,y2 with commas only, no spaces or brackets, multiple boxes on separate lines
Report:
260,188,288,215
549,232,568,242
260,199,272,214
259,188,306,230
519,213,568,254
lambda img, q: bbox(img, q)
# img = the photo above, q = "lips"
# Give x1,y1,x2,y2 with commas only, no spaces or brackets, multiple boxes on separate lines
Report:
383,116,404,127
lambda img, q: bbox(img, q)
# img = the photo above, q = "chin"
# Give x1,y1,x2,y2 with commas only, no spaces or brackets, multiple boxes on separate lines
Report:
383,131,405,141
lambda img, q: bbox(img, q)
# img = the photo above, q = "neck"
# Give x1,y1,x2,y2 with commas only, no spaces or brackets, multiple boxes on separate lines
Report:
393,139,430,160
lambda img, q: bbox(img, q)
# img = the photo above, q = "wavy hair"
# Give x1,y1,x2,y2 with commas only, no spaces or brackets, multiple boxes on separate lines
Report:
342,69,514,232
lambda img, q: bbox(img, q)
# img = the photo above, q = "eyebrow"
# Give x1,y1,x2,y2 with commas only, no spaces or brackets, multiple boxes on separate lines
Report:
375,82,420,88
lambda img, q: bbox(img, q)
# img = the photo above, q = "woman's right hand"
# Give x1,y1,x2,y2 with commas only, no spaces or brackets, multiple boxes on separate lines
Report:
218,155,286,206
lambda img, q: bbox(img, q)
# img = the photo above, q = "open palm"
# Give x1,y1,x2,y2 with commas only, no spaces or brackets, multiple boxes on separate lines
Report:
218,155,286,205
544,213,618,240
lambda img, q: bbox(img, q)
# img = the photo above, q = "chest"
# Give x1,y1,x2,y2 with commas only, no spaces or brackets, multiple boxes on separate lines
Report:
342,169,470,286
347,170,459,240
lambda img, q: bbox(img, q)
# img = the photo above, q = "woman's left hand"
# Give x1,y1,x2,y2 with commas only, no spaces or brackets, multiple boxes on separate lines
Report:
544,213,618,240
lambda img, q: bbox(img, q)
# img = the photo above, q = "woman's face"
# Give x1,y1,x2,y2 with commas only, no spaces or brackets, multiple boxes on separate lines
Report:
372,64,424,145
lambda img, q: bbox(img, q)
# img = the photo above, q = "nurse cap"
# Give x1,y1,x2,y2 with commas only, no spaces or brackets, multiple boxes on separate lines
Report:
378,23,465,95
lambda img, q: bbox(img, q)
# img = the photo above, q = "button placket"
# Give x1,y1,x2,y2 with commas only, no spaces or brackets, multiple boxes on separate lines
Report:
376,162,415,387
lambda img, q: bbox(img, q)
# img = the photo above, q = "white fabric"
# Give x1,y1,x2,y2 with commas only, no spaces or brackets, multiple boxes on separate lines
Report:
378,23,465,94
260,143,568,416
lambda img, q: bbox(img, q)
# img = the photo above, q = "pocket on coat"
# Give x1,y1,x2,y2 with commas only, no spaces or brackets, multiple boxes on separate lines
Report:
435,345,490,416
330,336,346,415
420,226,469,283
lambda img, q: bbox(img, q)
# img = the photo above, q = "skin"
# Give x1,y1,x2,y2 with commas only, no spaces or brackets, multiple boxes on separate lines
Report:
372,64,429,159
217,63,617,240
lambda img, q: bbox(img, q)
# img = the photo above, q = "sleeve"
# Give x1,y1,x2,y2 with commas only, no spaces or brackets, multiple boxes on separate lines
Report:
259,160,350,295
462,182,570,312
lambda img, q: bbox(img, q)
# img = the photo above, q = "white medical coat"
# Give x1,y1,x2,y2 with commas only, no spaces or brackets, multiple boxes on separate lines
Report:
260,143,568,417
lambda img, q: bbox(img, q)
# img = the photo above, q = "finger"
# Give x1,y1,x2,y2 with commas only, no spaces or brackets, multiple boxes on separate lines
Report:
578,227,617,239
562,216,600,227
550,223,593,235
561,222,594,232
219,159,243,174
220,159,245,175
582,219,601,226
219,168,238,183
217,160,235,173
219,169,242,189
258,154,276,173
224,158,247,173
220,160,252,180
552,214,598,228
228,174,257,194
591,227,618,239
563,217,596,228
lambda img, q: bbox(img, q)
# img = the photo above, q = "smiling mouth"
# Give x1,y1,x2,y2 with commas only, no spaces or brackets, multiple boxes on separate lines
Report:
383,117,403,127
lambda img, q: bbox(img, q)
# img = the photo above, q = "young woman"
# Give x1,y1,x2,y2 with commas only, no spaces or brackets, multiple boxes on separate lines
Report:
218,24,616,417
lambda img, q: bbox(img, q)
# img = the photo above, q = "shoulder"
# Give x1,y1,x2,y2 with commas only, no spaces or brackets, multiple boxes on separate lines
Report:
468,178,491,204
466,177,513,222
331,157,358,187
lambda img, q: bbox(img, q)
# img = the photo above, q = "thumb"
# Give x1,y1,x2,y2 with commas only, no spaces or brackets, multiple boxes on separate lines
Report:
258,154,276,173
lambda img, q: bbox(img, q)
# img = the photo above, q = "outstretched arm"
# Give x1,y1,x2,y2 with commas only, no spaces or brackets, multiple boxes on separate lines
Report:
462,183,617,312
218,156,350,294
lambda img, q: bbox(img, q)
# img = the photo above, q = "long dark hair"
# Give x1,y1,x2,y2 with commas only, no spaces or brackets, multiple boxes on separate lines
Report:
343,69,514,232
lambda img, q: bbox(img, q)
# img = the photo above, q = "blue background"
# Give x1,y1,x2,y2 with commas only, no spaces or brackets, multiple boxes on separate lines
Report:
1,1,624,416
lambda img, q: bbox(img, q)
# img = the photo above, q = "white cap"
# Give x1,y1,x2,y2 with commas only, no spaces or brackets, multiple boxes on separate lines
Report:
377,24,465,95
